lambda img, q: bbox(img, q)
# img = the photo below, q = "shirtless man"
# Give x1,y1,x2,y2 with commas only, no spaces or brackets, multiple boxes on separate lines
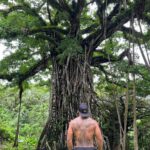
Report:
67,103,103,150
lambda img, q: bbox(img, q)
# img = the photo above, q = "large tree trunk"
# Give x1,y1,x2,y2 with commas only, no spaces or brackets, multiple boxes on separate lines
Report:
37,55,98,150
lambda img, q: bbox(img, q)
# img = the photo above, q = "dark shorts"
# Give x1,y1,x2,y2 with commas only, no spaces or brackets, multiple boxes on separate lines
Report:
73,147,97,150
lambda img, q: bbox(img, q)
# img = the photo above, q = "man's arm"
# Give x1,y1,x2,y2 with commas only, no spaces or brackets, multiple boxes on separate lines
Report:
95,122,103,150
67,121,73,150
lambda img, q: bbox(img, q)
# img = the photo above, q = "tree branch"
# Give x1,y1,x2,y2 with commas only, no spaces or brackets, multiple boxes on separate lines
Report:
58,0,72,14
0,74,14,82
81,23,99,34
47,1,53,24
48,0,72,14
120,26,143,38
0,26,67,40
0,3,46,26
28,26,67,36
107,3,120,22
83,0,146,49
98,65,126,88
91,48,130,66
0,55,50,83
95,0,119,22
74,0,86,19
48,0,63,10
69,0,86,36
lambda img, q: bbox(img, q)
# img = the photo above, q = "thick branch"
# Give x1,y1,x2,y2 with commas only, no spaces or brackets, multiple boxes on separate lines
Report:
0,3,46,26
95,0,119,22
18,56,50,82
91,56,111,65
91,48,130,66
58,0,72,14
84,8,133,48
74,0,86,19
118,48,130,60
28,26,67,36
0,26,67,40
0,55,50,83
81,23,99,34
120,26,143,38
69,0,86,36
83,0,146,49
107,3,120,22
0,74,14,82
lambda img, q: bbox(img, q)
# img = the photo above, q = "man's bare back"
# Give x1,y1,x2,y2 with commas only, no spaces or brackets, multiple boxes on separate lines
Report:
67,116,103,150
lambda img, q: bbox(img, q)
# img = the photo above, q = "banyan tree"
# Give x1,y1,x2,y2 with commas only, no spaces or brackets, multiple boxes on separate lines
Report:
0,0,149,149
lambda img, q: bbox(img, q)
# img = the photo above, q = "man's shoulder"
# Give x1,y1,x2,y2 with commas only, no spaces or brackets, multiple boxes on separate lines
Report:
89,118,99,124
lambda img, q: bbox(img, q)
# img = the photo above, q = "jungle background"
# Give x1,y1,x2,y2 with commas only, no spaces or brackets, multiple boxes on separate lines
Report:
0,0,150,150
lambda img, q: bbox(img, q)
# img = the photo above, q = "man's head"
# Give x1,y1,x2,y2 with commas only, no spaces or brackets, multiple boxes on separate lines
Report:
79,103,90,118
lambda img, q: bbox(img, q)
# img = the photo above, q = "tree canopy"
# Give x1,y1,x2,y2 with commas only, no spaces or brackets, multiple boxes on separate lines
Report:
0,0,149,84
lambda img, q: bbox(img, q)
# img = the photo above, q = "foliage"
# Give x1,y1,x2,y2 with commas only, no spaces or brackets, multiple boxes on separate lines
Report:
57,37,83,63
0,84,49,149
